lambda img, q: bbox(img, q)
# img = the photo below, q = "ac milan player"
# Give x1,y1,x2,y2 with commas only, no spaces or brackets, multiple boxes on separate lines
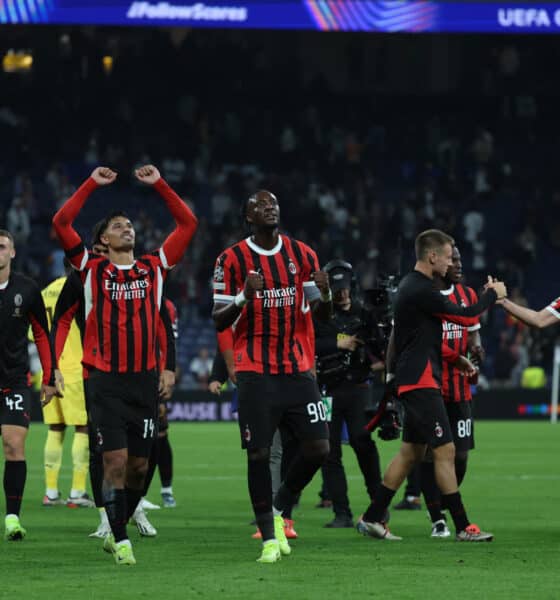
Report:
51,228,174,539
212,190,332,564
0,229,58,541
53,165,197,565
357,229,506,542
420,245,485,537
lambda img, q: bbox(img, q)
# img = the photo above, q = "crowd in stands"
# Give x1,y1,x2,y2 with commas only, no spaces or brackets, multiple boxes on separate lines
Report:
1,28,559,388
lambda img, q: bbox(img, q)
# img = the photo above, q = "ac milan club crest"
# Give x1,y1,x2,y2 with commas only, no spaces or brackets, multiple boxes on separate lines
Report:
244,425,251,442
434,422,443,438
288,261,297,275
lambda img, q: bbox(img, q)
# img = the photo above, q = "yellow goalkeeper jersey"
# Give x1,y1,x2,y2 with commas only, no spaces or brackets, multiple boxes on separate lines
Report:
42,276,83,383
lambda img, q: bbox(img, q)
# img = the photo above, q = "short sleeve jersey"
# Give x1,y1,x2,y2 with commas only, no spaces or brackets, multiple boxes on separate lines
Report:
213,235,319,375
66,245,169,373
440,283,480,402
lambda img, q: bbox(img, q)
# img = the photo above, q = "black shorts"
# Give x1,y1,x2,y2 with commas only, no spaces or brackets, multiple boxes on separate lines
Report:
236,371,329,450
0,387,31,429
88,370,159,457
400,388,454,449
445,400,474,452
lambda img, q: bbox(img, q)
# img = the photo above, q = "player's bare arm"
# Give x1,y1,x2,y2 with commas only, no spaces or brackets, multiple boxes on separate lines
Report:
212,270,263,332
499,297,558,329
467,329,485,366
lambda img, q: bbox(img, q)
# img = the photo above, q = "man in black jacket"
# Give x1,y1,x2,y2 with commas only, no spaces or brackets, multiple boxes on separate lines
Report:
314,260,382,528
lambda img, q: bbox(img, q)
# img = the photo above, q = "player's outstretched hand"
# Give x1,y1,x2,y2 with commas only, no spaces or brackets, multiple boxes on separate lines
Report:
134,164,161,185
40,384,59,407
91,166,117,186
485,276,507,300
311,271,330,296
244,270,264,299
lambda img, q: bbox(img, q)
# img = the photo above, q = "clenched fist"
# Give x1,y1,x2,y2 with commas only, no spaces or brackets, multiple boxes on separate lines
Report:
135,164,161,185
311,271,330,296
91,167,117,186
244,270,264,299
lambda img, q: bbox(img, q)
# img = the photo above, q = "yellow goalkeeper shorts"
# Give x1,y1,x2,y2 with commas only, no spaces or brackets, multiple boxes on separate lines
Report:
42,379,87,426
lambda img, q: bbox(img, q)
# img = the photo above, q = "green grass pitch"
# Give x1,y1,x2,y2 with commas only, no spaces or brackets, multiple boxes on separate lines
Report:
3,421,559,600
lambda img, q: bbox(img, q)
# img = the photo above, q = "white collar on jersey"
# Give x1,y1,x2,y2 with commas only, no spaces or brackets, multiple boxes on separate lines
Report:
0,279,8,290
113,262,135,270
245,235,283,256
440,284,455,296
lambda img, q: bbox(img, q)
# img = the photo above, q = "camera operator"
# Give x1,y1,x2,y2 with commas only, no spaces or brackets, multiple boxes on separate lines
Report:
314,260,383,528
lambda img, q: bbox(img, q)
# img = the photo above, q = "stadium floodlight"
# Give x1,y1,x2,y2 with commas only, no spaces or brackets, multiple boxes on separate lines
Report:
2,50,33,73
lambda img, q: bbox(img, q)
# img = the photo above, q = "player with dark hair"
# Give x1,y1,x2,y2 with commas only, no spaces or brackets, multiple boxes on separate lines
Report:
0,229,58,540
420,245,485,537
357,229,506,542
50,224,173,538
53,165,197,565
212,190,332,563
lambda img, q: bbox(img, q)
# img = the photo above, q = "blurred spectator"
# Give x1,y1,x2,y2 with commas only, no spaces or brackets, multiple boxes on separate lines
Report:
189,348,214,389
6,196,30,271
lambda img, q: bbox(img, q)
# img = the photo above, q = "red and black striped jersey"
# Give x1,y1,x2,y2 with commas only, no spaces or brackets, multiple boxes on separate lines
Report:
440,284,481,403
545,296,560,320
52,175,197,374
213,235,319,375
393,271,495,396
0,272,55,387
74,251,166,373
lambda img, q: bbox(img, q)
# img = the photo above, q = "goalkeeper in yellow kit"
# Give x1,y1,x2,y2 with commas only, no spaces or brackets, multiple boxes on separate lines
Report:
40,269,93,507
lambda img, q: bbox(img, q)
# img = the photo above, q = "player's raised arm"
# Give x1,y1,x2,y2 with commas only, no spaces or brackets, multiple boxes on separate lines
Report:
52,167,116,268
134,164,198,269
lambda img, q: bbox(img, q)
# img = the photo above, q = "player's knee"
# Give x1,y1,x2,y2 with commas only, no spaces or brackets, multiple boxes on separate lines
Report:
3,441,24,460
433,442,456,463
103,453,127,479
247,448,270,463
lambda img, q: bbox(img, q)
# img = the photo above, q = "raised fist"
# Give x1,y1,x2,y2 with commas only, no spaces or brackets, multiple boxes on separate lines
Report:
244,270,264,299
91,167,117,186
311,270,330,295
134,164,161,185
